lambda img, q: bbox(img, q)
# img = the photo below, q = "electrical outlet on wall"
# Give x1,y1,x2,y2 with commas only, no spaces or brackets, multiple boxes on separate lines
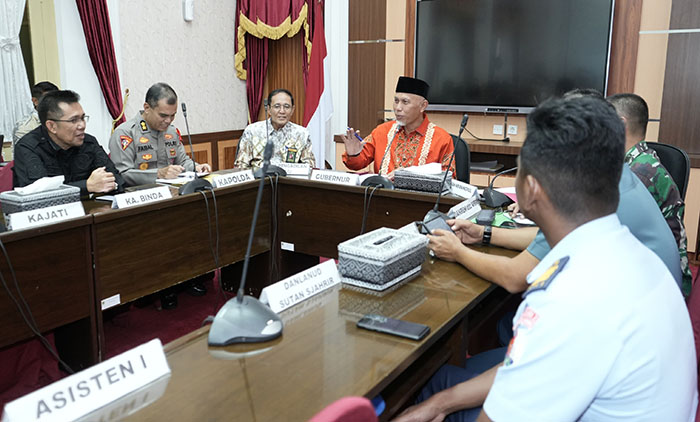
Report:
507,125,518,135
492,124,504,135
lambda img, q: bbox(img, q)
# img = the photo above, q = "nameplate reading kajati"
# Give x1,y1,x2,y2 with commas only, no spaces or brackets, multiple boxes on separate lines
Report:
7,201,85,231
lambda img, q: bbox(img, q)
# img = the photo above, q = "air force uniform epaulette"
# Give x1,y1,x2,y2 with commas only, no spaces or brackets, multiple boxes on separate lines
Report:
522,256,569,298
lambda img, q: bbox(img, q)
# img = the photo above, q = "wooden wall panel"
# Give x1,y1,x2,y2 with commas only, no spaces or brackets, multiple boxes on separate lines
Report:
607,0,643,95
348,43,386,136
404,0,415,76
257,33,307,125
350,0,386,41
217,139,240,170
658,32,700,166
669,0,700,29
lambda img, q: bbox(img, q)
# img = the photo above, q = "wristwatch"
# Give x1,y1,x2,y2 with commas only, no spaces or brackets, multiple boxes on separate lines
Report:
482,225,492,246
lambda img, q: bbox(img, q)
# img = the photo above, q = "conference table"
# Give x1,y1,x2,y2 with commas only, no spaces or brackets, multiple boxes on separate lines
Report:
123,253,515,422
1,174,518,419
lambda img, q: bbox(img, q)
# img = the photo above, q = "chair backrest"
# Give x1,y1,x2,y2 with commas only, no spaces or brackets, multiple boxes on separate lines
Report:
646,142,690,200
450,134,470,183
309,397,378,422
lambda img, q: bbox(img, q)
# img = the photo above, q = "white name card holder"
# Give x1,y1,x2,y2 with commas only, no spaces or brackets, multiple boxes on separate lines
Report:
2,339,170,422
450,180,479,200
310,170,360,186
7,201,85,231
113,186,172,209
277,162,311,179
260,259,341,313
448,196,482,221
211,170,255,188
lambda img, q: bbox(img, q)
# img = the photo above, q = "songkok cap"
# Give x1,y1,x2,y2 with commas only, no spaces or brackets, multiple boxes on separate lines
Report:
395,76,430,99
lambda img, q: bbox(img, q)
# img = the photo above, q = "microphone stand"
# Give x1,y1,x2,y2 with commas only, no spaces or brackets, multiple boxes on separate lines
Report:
178,102,213,195
208,123,283,346
482,166,518,208
360,122,403,189
254,100,287,179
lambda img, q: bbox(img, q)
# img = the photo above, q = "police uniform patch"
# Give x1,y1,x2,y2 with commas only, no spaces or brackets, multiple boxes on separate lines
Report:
139,162,149,170
523,256,569,298
140,120,148,132
169,148,176,157
142,154,153,161
120,135,133,151
165,134,173,140
285,147,298,163
139,137,149,144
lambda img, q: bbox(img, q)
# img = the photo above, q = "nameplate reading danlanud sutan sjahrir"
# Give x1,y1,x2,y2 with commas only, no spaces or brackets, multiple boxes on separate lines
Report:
211,170,254,188
260,259,341,313
310,170,360,186
8,201,85,231
2,339,170,422
113,186,172,209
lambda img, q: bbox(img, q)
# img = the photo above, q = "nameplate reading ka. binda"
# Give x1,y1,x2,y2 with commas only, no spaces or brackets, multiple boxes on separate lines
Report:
7,202,85,231
113,186,172,209
2,339,170,422
211,170,255,188
260,259,341,313
310,170,360,186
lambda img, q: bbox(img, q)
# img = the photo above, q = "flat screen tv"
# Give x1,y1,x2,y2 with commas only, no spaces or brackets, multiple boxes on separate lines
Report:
414,0,614,114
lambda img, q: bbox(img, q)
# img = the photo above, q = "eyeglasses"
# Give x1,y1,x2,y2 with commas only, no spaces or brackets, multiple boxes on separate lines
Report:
50,115,90,125
271,104,292,111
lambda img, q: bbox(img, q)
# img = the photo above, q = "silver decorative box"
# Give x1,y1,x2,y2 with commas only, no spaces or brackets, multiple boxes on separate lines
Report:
337,227,428,288
0,184,81,218
393,169,452,194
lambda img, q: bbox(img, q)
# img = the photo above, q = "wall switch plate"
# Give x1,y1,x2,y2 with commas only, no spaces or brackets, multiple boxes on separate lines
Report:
507,125,518,135
492,124,504,135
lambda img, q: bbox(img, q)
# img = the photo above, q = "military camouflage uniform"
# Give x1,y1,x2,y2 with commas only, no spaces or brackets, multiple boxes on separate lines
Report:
234,119,315,170
625,141,691,296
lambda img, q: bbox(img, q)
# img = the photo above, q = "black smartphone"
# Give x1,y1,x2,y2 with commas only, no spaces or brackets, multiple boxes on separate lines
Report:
476,209,496,226
357,314,430,341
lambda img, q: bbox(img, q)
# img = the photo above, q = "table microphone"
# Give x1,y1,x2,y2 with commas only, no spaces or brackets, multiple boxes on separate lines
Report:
254,99,287,179
361,121,404,189
178,102,213,195
420,115,467,234
482,166,518,208
208,103,283,346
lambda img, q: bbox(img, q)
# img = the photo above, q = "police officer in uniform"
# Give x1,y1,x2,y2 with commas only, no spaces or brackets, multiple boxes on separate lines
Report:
109,82,212,308
109,82,211,187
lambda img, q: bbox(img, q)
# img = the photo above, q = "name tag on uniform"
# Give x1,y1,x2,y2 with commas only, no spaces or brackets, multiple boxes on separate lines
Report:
2,339,170,422
448,197,481,220
210,170,255,188
277,162,311,178
310,170,360,186
450,180,479,199
260,260,340,313
113,186,171,209
7,202,85,231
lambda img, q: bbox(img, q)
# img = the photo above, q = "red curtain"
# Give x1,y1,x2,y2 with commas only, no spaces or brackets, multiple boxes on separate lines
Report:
75,0,125,125
235,0,311,123
245,36,268,121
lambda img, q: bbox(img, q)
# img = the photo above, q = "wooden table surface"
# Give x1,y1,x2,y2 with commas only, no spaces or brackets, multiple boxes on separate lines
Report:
124,255,503,422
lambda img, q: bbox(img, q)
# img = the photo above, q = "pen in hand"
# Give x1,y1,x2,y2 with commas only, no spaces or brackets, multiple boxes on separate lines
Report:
347,127,364,143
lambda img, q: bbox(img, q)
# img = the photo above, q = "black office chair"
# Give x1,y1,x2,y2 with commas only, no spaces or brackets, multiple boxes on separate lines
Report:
450,134,470,183
646,141,690,201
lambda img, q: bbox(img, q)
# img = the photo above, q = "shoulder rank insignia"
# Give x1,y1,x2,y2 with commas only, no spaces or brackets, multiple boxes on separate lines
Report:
523,256,569,298
140,120,149,132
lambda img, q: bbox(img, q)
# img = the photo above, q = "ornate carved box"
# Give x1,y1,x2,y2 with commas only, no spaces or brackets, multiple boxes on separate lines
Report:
338,227,427,290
